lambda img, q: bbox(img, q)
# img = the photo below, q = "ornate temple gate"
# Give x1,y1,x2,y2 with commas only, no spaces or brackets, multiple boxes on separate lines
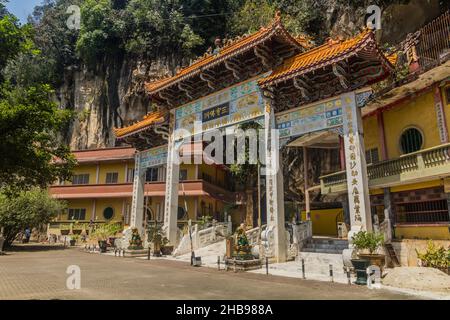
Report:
115,16,394,261
271,91,374,239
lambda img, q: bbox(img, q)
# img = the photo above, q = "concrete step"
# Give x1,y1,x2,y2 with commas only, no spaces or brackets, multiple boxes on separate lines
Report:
301,247,344,254
302,243,348,250
305,238,348,246
297,252,346,278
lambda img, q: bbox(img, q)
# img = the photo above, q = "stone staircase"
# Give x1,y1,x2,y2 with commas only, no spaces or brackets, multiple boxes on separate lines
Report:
301,237,348,254
296,237,349,282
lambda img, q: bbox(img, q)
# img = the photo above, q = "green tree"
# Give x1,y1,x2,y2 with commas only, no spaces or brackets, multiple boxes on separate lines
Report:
0,14,76,193
229,121,262,227
0,188,67,247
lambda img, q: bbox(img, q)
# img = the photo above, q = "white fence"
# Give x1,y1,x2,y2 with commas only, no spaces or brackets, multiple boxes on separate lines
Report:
173,220,232,256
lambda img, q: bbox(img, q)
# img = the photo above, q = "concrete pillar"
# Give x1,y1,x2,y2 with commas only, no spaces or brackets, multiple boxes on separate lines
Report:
342,92,372,236
130,152,145,235
263,104,287,263
163,121,180,246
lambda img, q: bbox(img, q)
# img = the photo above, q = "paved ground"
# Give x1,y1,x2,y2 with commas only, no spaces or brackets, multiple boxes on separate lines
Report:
0,244,419,300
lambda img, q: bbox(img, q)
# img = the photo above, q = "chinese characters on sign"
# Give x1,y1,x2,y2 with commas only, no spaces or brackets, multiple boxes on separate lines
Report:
342,92,371,230
276,97,343,139
434,87,449,143
139,145,168,169
174,75,268,136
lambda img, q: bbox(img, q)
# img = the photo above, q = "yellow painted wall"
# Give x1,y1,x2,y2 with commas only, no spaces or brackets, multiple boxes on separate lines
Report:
66,164,97,185
63,198,94,220
441,84,450,133
390,180,442,193
98,162,128,184
180,164,197,180
95,198,127,222
301,208,344,237
382,90,441,158
395,225,450,240
363,115,380,152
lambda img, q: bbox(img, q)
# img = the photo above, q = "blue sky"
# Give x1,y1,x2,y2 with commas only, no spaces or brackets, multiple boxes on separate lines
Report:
6,0,43,23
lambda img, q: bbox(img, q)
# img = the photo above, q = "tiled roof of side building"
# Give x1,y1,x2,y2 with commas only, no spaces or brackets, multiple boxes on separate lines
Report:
259,29,395,87
113,110,168,139
73,147,136,163
145,12,310,95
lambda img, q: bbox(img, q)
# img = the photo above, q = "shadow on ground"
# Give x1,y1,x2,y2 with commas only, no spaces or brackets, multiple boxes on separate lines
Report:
4,243,67,252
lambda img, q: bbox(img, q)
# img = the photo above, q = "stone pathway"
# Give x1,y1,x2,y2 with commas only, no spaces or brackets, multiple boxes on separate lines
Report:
0,245,418,300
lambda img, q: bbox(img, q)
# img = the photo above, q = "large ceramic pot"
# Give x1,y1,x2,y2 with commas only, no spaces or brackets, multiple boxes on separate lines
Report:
69,239,76,246
161,246,174,256
358,254,385,271
351,259,370,285
98,240,108,253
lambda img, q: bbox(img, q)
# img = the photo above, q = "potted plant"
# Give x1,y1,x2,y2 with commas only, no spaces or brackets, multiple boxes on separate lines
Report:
90,223,121,253
69,234,79,246
147,223,170,256
352,231,385,269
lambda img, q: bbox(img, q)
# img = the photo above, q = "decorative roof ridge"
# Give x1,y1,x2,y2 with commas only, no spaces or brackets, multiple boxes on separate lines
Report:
113,110,168,138
145,11,307,94
258,28,382,87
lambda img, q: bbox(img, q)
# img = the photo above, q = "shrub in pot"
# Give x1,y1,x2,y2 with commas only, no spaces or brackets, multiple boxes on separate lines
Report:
351,231,385,270
147,223,169,256
90,223,122,253
70,234,79,246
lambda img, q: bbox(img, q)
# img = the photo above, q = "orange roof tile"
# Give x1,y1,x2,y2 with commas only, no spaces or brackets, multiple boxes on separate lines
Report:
145,12,305,95
113,110,168,139
259,29,393,87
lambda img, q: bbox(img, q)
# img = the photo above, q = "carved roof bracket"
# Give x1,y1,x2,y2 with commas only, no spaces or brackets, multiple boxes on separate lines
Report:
224,58,244,80
200,69,217,91
254,43,273,70
332,62,350,90
178,81,195,100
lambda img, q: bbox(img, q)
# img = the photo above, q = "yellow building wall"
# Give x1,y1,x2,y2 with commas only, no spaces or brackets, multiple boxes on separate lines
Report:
180,164,197,180
63,199,94,220
363,115,380,152
390,180,442,193
98,162,129,184
95,198,128,222
383,91,441,158
301,208,344,237
441,84,450,133
66,164,97,185
395,225,450,240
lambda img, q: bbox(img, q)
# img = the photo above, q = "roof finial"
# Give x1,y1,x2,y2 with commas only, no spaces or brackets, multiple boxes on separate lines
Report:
275,10,281,22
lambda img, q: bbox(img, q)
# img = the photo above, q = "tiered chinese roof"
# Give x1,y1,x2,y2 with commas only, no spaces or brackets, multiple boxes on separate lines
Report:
145,12,310,108
260,29,394,87
114,12,310,147
258,29,395,111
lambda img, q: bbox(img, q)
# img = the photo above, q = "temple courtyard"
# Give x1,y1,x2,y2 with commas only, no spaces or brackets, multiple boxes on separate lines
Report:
0,245,419,300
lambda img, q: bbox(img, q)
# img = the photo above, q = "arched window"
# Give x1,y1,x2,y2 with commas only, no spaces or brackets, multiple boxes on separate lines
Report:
400,127,423,154
103,207,114,220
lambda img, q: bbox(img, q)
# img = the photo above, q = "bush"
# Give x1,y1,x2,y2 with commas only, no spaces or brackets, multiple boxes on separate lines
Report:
0,188,66,247
416,241,450,270
351,231,384,254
